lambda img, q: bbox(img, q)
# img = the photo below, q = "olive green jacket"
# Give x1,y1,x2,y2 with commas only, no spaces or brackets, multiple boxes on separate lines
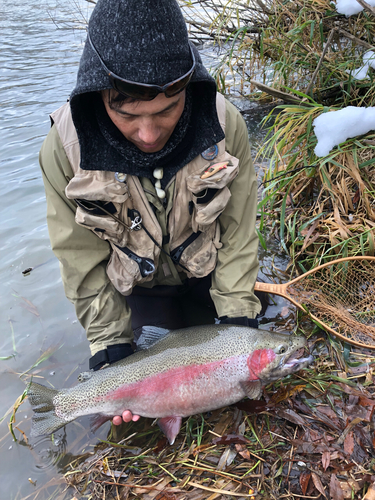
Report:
39,97,261,355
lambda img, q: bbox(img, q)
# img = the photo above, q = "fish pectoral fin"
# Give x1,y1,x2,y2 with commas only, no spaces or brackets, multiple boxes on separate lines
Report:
240,380,262,400
90,414,112,432
157,416,182,445
136,326,171,351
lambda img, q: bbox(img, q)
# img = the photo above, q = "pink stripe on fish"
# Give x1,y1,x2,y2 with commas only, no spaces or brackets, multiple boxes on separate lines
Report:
107,358,227,402
247,349,276,380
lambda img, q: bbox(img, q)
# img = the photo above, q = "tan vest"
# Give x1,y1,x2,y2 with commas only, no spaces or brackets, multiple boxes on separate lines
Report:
51,94,239,296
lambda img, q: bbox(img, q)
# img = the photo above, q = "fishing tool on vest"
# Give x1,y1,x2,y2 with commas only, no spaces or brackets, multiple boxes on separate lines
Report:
76,200,191,274
200,161,228,179
254,256,375,349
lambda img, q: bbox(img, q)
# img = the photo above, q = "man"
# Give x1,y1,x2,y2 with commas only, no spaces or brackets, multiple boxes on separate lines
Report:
39,0,261,425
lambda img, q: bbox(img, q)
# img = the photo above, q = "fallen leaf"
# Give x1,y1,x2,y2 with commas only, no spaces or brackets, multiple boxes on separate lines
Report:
155,494,178,500
275,408,308,426
330,474,344,500
322,451,330,471
234,399,270,413
144,478,172,500
270,384,305,404
213,412,234,436
343,431,355,455
212,434,250,446
364,483,375,500
359,397,375,407
234,443,251,460
315,405,340,422
337,417,364,445
300,471,311,495
352,188,360,205
217,446,237,470
339,480,361,499
311,472,327,498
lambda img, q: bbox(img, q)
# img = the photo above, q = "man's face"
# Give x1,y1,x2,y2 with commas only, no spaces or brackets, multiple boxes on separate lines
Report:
103,90,186,153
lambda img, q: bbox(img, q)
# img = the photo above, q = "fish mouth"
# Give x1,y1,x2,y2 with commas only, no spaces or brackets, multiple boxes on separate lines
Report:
283,348,314,371
283,355,314,371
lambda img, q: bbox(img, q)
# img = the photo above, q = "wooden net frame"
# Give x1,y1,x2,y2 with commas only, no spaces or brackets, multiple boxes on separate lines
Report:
255,256,375,349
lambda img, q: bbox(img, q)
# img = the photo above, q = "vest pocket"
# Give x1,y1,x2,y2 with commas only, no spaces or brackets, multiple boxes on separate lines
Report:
107,249,141,295
175,224,219,278
191,187,231,232
75,199,129,246
186,155,239,233
107,245,156,295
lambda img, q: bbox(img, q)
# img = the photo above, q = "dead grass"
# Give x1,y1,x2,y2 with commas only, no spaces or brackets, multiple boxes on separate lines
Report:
258,103,375,271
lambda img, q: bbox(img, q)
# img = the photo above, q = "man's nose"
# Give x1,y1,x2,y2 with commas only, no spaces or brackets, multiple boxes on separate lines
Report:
138,121,160,144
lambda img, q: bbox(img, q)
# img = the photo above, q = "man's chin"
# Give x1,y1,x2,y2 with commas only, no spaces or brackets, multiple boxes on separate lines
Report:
135,141,165,153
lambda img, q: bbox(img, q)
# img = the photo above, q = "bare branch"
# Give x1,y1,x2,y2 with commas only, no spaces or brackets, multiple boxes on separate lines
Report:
355,0,375,16
305,28,336,96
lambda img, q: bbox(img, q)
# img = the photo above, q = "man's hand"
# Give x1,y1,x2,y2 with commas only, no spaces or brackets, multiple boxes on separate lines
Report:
112,410,140,425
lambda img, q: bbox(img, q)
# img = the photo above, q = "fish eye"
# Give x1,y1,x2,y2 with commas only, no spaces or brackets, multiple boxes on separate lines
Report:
276,345,287,354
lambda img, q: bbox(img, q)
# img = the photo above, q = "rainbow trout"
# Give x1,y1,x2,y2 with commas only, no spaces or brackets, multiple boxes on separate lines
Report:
28,325,312,444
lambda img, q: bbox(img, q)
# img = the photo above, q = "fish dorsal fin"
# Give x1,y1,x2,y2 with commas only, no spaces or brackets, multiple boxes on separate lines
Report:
77,371,93,382
241,380,262,400
158,416,182,445
136,326,171,351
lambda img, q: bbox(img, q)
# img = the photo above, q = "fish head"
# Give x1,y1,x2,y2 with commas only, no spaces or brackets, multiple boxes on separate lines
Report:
245,330,313,383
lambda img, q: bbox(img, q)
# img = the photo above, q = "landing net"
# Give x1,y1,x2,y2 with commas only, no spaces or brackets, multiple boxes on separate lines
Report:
286,259,375,348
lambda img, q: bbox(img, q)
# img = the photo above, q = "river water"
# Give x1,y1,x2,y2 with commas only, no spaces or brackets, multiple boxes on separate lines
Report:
0,1,288,497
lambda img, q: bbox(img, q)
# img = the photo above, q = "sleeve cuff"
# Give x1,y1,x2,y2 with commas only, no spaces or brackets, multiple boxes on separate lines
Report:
218,316,258,328
89,343,134,371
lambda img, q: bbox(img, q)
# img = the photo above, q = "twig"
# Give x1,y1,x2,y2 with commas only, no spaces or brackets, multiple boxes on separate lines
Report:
337,28,375,50
250,80,304,104
355,0,375,16
187,481,254,497
306,29,336,95
254,0,273,15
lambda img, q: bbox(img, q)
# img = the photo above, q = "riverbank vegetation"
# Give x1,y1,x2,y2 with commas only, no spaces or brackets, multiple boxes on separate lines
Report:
180,0,375,271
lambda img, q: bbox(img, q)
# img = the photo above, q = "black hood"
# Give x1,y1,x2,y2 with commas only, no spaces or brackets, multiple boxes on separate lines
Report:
69,0,224,181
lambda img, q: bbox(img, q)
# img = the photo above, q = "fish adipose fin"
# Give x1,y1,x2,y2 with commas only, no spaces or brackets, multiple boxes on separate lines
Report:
136,326,171,351
158,416,182,445
27,382,71,437
240,380,262,400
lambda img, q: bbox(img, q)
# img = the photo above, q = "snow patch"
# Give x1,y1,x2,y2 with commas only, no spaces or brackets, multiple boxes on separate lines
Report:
347,51,375,80
313,106,375,157
336,0,375,16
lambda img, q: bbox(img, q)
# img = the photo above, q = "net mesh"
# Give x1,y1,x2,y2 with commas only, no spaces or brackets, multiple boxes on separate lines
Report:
286,259,375,347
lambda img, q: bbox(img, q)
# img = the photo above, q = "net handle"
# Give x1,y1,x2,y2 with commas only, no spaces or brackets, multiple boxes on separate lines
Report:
255,256,375,295
254,255,375,349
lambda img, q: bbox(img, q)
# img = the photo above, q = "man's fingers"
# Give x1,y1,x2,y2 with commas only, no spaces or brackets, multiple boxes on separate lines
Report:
112,415,123,425
122,410,133,422
112,411,141,425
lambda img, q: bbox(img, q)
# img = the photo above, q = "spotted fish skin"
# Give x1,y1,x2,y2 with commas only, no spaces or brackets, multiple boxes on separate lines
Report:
27,325,313,440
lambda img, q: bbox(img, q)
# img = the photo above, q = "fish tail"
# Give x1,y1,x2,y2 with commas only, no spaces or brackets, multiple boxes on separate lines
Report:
27,382,72,437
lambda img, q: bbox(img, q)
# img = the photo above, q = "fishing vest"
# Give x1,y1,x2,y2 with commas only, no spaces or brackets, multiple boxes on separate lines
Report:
50,93,239,296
